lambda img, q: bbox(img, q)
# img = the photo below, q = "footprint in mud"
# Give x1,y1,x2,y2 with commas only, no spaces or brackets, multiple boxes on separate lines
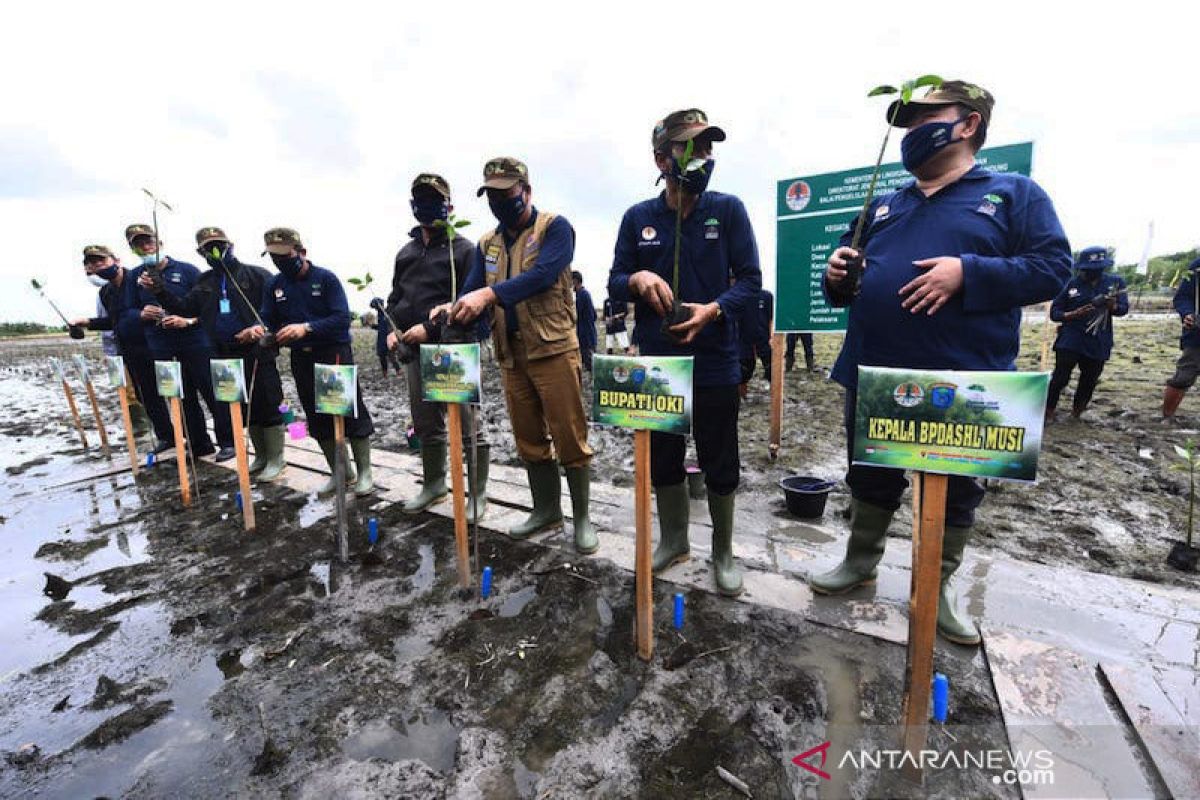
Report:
5,455,51,476
77,701,174,750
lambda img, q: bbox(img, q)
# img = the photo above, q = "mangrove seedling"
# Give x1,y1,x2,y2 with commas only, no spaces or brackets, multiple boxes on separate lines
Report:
30,278,85,339
842,74,944,297
661,138,708,341
435,215,476,344
1168,440,1200,571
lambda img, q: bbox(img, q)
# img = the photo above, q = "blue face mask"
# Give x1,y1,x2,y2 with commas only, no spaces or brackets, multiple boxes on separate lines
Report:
96,265,119,281
271,253,304,280
411,197,449,226
489,191,527,229
668,157,715,195
140,252,160,267
901,116,967,172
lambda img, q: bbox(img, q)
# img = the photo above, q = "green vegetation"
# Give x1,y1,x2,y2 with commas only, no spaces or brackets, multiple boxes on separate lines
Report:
0,322,66,338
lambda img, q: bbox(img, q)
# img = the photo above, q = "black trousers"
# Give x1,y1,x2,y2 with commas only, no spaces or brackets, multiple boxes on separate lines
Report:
290,343,375,440
739,343,772,384
786,333,814,361
580,346,594,372
1047,349,1106,412
123,347,174,444
651,384,740,495
151,346,233,452
843,389,985,528
215,344,284,428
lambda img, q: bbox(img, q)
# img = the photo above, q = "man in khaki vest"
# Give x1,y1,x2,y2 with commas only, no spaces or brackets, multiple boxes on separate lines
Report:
438,157,596,553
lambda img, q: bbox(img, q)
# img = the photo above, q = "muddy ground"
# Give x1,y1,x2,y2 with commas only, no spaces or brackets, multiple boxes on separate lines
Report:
0,314,1194,798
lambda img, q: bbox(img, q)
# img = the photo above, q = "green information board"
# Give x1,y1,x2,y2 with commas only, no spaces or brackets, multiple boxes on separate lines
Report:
775,142,1033,332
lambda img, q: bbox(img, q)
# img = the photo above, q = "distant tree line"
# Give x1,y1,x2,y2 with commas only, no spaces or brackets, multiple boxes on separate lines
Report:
0,322,63,337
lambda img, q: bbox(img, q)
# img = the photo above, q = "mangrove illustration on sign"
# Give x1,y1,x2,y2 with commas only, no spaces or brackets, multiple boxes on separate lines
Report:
314,364,358,417
154,360,183,399
105,356,126,389
49,357,67,383
210,359,247,404
419,343,481,404
72,354,90,383
853,366,1050,482
592,355,693,435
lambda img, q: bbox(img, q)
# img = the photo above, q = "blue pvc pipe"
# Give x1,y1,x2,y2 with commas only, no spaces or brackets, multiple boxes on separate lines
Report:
368,518,378,545
933,672,949,723
481,566,493,599
673,593,685,629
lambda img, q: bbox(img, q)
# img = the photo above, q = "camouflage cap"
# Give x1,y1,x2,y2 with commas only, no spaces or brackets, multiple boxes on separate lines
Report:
82,244,115,261
888,80,994,128
262,227,304,255
412,173,451,199
195,226,230,247
476,157,529,196
652,108,727,153
125,223,155,245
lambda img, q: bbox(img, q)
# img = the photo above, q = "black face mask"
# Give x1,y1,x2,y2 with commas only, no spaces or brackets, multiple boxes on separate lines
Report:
96,265,119,281
411,196,450,226
489,191,527,229
270,253,304,280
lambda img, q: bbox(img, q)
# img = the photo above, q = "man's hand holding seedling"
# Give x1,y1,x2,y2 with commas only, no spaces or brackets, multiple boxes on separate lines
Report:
400,324,429,345
628,270,674,316
274,323,309,345
448,287,496,325
826,247,864,290
667,301,721,345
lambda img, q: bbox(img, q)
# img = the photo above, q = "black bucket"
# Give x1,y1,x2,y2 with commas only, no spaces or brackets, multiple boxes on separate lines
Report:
1167,541,1200,572
780,476,836,519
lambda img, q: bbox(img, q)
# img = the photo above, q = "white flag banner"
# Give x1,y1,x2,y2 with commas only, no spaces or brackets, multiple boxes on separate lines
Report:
1136,220,1154,276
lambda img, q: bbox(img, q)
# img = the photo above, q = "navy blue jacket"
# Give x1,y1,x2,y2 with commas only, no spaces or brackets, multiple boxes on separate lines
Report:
87,269,150,354
1050,272,1128,361
739,289,774,358
575,287,597,349
132,257,210,353
259,263,352,348
461,209,575,335
375,311,392,357
603,298,627,334
829,167,1071,389
609,191,762,387
1173,272,1200,349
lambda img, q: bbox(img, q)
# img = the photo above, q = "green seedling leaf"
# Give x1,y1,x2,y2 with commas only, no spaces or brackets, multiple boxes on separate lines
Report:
211,246,221,259
454,219,471,229
1175,444,1190,461
913,74,944,89
868,85,898,97
901,81,914,104
30,278,43,290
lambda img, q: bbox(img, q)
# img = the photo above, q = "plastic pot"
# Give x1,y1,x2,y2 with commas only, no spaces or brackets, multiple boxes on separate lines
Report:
780,475,836,519
1167,540,1200,572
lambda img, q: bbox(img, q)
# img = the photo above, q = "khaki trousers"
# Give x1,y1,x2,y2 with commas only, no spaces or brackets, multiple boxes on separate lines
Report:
502,338,592,468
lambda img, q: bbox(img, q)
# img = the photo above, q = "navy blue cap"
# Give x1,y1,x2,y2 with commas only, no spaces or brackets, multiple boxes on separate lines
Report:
1075,246,1113,270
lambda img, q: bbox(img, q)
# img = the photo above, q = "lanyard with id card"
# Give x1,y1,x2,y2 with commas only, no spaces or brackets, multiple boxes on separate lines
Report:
220,276,232,315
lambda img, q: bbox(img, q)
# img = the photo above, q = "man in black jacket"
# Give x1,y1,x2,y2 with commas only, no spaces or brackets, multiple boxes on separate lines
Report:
148,228,286,480
385,173,489,520
71,244,174,453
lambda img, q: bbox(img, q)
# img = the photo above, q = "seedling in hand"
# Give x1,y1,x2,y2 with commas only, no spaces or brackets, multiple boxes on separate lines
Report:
435,215,476,343
842,75,944,296
661,139,708,341
31,278,85,339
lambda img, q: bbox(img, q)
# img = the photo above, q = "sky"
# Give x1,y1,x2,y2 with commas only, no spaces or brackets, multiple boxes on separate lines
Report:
2,1,1195,325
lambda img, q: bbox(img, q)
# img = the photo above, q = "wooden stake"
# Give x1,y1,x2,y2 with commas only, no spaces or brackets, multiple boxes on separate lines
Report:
901,471,948,777
768,331,785,460
82,377,112,458
117,384,139,476
333,414,348,563
61,379,88,449
447,403,471,589
229,402,255,532
1039,301,1053,370
634,429,653,661
168,396,191,506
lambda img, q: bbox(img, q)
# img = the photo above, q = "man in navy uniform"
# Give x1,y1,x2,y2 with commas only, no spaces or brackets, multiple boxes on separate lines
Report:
573,271,597,371
609,108,762,596
738,286,774,396
813,81,1072,645
1045,246,1128,422
1162,257,1200,420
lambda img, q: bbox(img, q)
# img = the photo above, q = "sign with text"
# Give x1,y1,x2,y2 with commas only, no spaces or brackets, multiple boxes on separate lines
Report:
154,361,184,399
592,355,693,435
419,343,482,404
210,359,247,404
853,366,1049,482
314,364,358,417
775,142,1034,332
105,356,126,388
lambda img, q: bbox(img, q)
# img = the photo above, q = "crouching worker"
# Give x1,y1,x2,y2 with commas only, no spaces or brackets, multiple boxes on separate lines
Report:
246,227,375,495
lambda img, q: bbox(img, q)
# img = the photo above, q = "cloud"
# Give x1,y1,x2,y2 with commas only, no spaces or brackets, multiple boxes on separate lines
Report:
0,128,115,199
168,102,230,139
255,72,361,171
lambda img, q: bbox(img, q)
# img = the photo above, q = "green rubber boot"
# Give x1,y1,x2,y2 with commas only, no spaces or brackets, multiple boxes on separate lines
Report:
247,426,268,474
938,525,982,646
708,490,742,596
404,442,448,513
465,443,490,524
809,499,893,594
651,482,690,572
256,425,286,482
316,439,355,496
350,437,374,496
565,465,598,554
509,460,563,540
